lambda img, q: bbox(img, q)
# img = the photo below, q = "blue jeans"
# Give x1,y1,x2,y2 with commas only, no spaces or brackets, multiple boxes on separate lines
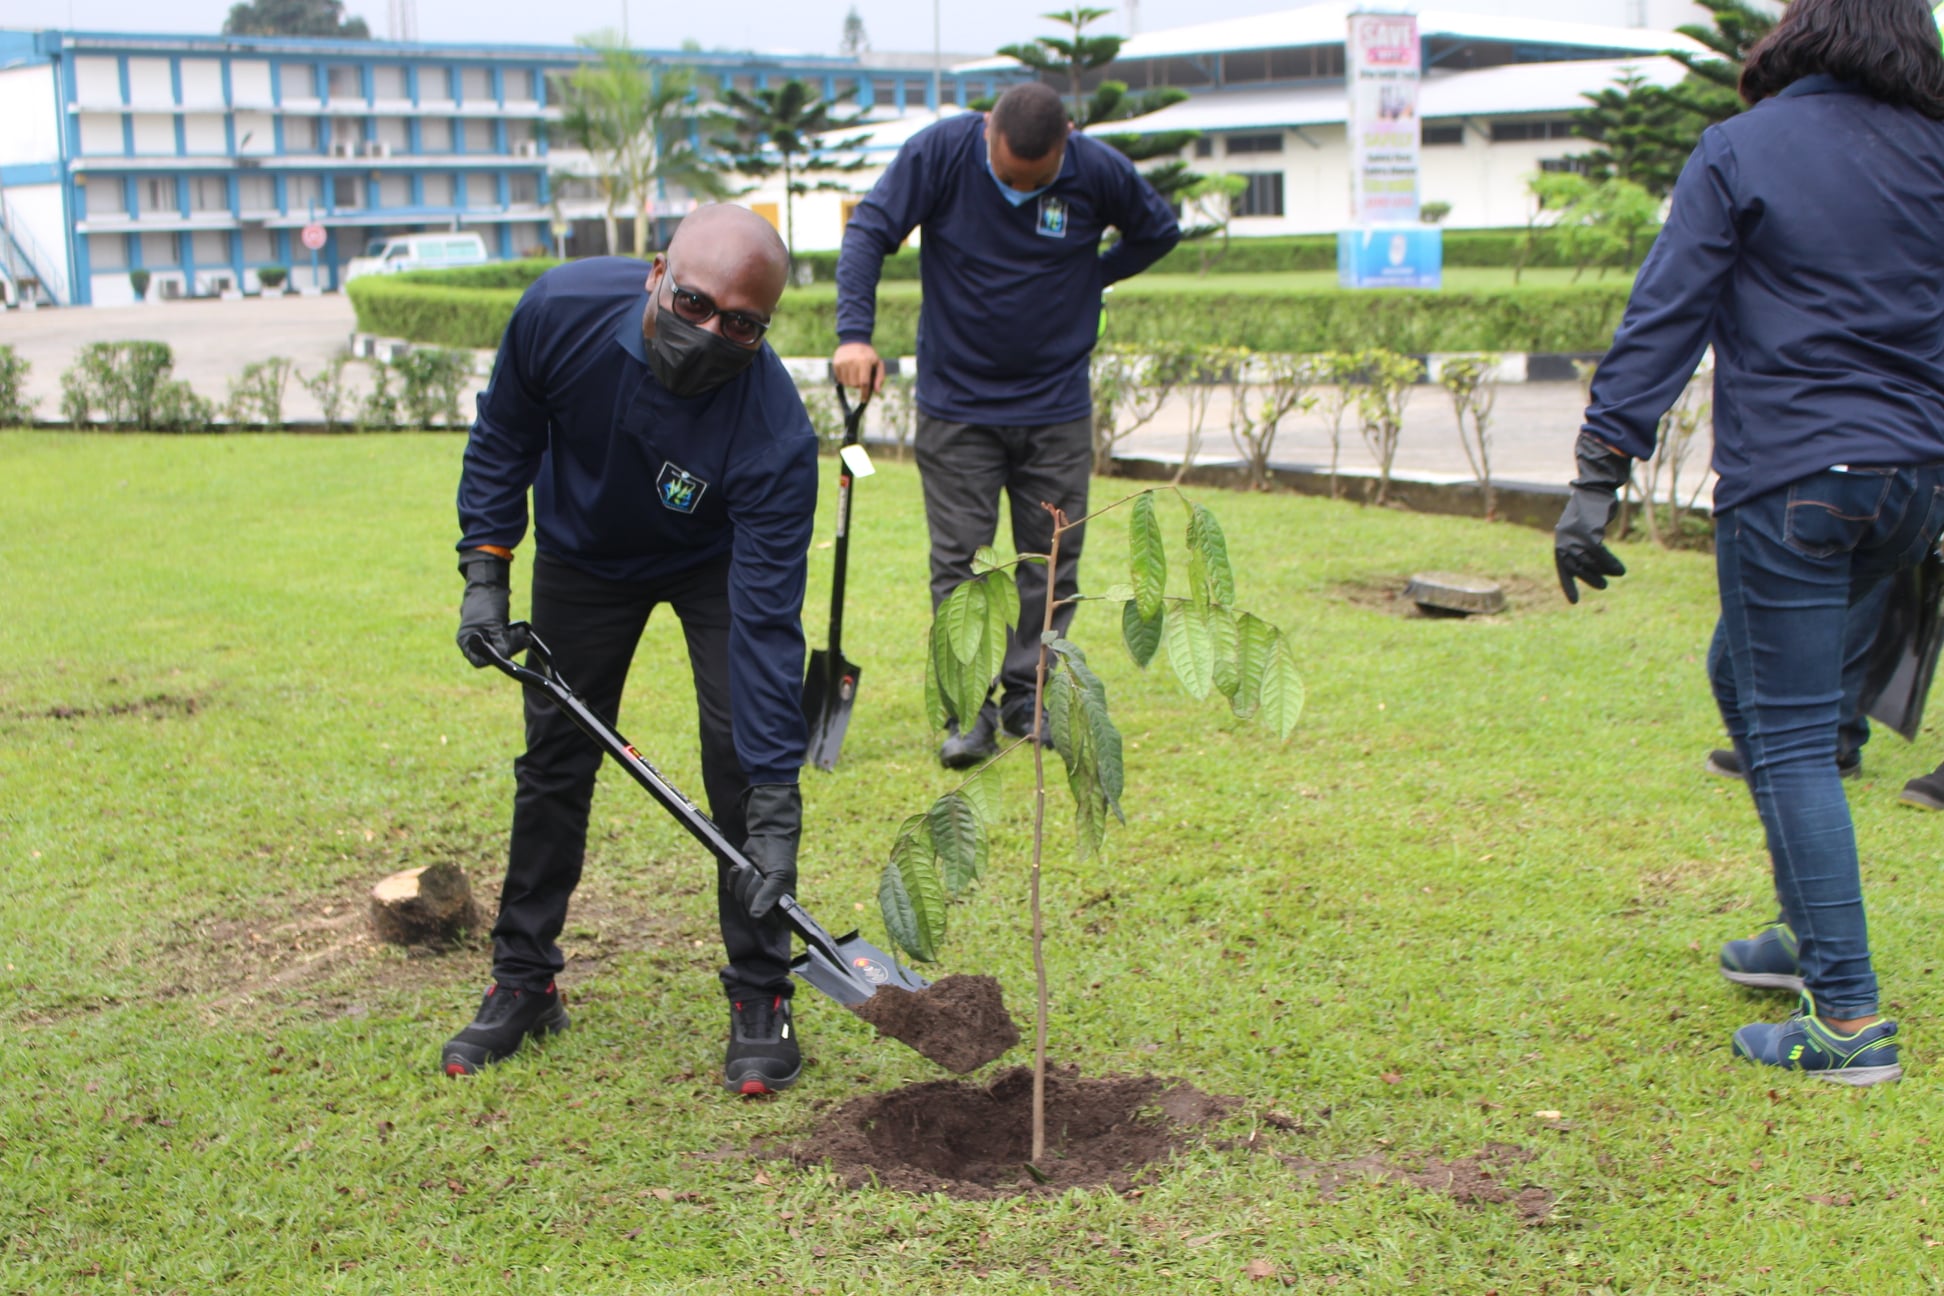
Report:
1710,465,1944,1018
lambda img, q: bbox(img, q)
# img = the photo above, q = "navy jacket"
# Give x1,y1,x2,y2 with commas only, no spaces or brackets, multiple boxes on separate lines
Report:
457,256,819,785
837,113,1182,425
1585,77,1944,510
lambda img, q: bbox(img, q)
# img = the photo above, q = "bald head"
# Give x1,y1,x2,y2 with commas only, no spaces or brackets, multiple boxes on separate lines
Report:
662,203,790,314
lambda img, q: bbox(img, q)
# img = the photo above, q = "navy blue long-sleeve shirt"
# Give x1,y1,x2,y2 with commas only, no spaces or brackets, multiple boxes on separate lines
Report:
837,113,1182,425
457,256,818,785
1584,77,1944,511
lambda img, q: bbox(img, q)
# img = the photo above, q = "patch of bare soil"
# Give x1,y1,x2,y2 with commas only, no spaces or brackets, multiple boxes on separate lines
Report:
1280,1141,1554,1222
1333,574,1549,619
24,692,207,721
849,975,1020,1073
790,1065,1235,1199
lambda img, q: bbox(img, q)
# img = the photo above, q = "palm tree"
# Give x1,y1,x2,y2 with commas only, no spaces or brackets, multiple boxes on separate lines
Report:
555,33,726,257
709,80,872,263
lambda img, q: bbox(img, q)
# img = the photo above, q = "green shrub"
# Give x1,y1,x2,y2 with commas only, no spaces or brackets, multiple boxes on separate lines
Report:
393,259,561,290
353,274,1634,357
301,356,354,432
0,345,35,425
392,348,476,428
128,268,151,300
357,364,401,432
256,266,288,291
59,341,193,428
225,356,296,429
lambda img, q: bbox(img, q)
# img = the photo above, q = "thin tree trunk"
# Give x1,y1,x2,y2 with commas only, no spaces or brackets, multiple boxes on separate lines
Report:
1027,508,1065,1169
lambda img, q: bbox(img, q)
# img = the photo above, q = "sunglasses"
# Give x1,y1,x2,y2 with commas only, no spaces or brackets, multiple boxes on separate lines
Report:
663,271,770,347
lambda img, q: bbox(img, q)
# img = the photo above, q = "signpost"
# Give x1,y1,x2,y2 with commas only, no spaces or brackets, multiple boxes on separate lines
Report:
1340,10,1441,289
300,218,326,292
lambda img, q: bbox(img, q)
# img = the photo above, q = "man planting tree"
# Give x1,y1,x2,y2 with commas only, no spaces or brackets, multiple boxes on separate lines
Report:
446,204,819,1095
832,81,1181,767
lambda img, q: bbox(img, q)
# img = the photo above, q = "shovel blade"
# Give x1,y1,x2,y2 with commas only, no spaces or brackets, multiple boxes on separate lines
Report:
801,649,862,771
791,929,930,1005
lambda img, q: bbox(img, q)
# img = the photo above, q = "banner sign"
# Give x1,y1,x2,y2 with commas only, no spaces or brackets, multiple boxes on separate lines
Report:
1346,10,1421,225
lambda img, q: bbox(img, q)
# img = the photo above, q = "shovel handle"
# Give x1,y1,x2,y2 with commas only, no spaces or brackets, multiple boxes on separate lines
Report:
833,377,872,446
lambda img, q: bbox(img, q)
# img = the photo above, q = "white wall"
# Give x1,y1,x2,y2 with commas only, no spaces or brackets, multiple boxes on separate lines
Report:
234,111,274,155
0,65,60,165
74,55,120,104
131,114,174,156
180,59,223,109
3,182,73,302
231,60,273,107
126,57,172,108
78,113,123,156
90,270,140,307
183,114,226,154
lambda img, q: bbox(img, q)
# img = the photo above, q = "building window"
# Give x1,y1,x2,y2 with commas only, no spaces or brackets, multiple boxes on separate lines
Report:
332,175,362,209
505,118,535,148
326,65,362,102
242,228,275,262
283,115,319,152
1423,123,1465,146
191,231,228,264
371,65,407,100
422,172,455,206
460,119,495,153
1225,132,1284,155
1231,171,1285,218
1194,138,1214,158
281,62,320,98
1539,156,1591,176
136,176,177,215
460,67,493,103
1491,119,1577,142
543,70,573,106
505,68,538,104
508,172,539,205
90,233,129,269
375,116,410,149
464,175,495,209
83,182,127,217
239,174,276,212
553,176,597,201
189,176,229,213
285,174,322,214
419,117,453,152
141,232,179,266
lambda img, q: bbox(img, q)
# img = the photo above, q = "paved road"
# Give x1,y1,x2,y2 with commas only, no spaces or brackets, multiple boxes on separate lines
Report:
1,296,1710,495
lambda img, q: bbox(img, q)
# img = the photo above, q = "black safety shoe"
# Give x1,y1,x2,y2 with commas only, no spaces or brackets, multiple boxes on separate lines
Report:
1900,762,1944,810
1704,748,1861,781
441,981,569,1077
1001,700,1051,746
939,704,1000,769
723,994,801,1095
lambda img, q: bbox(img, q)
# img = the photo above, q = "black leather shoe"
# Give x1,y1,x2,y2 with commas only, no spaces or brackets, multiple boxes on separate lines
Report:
939,704,1000,769
1901,762,1944,810
723,994,801,1095
1705,748,1860,781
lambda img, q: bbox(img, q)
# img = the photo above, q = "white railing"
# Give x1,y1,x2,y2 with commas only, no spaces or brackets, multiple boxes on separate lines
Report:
0,189,70,305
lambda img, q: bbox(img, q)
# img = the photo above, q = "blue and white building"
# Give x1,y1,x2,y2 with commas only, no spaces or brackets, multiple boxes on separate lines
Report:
0,28,1015,307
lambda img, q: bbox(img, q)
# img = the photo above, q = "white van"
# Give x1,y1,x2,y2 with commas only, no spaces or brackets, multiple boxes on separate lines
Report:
343,232,492,282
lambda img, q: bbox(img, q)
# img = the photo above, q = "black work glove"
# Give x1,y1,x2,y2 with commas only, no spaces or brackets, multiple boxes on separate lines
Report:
733,783,801,924
1555,432,1633,604
456,550,528,667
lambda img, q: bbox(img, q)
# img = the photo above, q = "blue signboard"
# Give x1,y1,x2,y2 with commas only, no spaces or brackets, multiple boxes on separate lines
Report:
1337,226,1443,290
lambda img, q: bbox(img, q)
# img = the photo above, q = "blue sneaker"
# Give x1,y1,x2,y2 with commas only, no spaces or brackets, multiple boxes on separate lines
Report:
1732,994,1902,1086
1719,922,1803,993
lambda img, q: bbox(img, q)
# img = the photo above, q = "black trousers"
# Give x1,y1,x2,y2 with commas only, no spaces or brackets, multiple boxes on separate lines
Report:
491,551,792,1001
914,413,1094,711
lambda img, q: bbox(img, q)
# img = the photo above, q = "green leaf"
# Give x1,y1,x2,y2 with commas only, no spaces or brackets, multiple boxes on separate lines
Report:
1077,582,1136,603
1258,633,1307,741
939,579,990,666
1187,504,1235,606
958,764,1002,825
931,621,986,731
986,569,1020,638
1230,612,1278,720
1130,489,1167,622
1165,599,1216,700
1121,600,1164,669
1047,664,1084,775
923,628,949,730
1069,757,1109,861
1210,605,1241,700
879,815,945,962
927,792,987,898
971,545,1004,574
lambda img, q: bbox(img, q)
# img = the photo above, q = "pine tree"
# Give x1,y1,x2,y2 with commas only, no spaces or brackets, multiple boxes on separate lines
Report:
1666,0,1780,125
1572,67,1704,199
841,6,869,59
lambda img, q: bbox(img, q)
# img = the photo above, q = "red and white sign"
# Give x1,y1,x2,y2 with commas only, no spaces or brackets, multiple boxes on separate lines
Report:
299,224,327,251
1347,11,1422,225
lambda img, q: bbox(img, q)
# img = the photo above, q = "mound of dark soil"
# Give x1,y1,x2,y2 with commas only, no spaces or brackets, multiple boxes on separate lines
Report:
849,974,1019,1073
792,1065,1234,1199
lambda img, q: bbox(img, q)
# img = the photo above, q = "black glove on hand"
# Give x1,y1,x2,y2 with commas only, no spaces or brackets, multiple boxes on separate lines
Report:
1555,432,1633,604
456,551,526,667
734,783,801,923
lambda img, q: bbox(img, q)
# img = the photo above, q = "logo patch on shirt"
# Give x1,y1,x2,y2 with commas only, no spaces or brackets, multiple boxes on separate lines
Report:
1036,195,1068,239
657,462,708,514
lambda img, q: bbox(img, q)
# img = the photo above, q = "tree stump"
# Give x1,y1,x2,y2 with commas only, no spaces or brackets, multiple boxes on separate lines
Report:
369,863,480,947
1404,572,1506,618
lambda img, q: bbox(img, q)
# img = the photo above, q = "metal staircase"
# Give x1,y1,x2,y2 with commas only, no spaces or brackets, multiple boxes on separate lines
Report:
0,188,68,308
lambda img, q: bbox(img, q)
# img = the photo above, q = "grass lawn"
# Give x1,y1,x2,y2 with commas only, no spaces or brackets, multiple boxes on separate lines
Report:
786,265,1631,308
3,431,1941,1294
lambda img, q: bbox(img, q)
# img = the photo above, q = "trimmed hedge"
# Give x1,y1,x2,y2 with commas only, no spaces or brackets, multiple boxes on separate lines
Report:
350,270,1632,356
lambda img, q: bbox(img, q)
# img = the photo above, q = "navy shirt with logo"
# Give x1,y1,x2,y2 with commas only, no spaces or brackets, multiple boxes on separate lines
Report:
1584,77,1944,510
457,256,819,785
836,112,1182,425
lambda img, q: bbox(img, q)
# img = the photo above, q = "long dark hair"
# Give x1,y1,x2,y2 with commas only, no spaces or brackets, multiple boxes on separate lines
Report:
1741,0,1944,120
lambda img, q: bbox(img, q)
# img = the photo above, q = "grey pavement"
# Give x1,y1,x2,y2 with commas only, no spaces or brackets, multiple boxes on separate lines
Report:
0,297,1711,496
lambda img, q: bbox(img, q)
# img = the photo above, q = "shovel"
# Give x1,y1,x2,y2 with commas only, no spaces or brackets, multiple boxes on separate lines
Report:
801,380,874,771
469,626,929,1007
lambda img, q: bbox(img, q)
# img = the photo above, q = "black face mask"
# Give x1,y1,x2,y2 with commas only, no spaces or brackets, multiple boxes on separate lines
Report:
647,298,762,398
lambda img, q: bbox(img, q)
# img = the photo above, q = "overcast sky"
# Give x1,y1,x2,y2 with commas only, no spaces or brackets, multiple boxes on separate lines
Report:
3,0,1575,58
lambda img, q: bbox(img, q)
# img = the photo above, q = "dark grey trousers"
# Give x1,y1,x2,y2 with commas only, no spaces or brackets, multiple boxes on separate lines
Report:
914,412,1093,714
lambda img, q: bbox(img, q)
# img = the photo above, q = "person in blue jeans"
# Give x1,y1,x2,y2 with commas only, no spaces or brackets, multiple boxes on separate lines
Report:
1554,0,1944,1085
